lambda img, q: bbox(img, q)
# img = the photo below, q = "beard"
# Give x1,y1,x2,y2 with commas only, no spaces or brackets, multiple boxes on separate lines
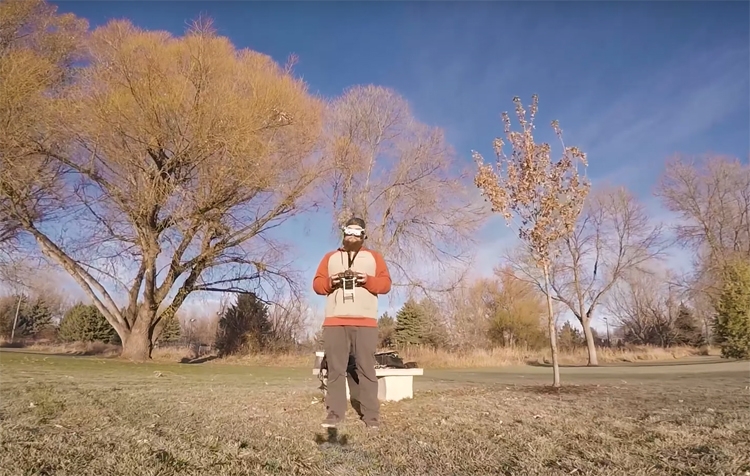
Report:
342,238,363,251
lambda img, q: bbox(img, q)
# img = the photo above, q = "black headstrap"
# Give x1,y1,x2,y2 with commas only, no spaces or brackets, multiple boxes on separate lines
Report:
347,248,360,269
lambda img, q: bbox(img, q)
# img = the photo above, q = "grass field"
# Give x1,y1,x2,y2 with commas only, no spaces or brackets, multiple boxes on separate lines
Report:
1,350,748,476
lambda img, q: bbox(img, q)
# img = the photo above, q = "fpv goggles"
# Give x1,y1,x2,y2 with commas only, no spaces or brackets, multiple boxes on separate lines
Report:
342,226,366,237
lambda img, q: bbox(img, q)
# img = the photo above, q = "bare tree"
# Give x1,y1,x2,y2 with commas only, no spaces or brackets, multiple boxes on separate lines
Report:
266,295,312,349
606,267,682,346
658,155,750,263
1,14,325,360
445,270,548,350
324,85,486,295
657,155,750,295
474,95,590,387
488,266,548,348
177,307,219,347
442,278,494,350
656,155,750,341
508,187,669,365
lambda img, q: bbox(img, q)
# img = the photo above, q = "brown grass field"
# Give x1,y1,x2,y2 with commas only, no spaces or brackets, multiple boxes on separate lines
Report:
9,340,717,368
1,349,748,476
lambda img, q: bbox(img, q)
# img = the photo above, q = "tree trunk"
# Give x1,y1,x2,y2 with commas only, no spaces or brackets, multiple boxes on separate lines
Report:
581,319,599,366
543,264,561,387
120,311,154,361
120,330,152,361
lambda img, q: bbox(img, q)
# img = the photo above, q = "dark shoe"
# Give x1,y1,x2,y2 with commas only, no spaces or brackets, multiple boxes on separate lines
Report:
321,412,342,428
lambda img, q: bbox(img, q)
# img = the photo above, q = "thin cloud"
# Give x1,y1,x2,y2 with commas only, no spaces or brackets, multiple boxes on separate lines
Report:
573,45,748,185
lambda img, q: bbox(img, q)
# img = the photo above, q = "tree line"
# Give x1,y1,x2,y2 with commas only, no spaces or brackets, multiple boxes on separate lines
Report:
0,289,312,357
375,269,707,353
1,0,748,371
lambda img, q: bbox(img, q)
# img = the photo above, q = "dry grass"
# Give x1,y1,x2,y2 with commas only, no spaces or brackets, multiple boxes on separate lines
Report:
397,345,715,369
0,350,748,476
14,341,122,357
2,340,716,370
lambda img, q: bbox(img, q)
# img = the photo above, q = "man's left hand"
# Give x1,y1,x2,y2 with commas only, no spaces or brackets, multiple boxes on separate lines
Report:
356,272,368,286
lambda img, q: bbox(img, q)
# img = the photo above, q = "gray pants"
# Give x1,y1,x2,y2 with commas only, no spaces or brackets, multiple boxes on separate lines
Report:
323,326,379,423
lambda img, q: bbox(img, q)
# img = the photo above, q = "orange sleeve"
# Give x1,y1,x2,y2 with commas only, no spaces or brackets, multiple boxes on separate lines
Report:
363,251,391,295
312,252,335,295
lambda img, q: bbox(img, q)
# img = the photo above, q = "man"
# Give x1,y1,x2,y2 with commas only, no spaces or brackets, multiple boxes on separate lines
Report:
312,217,391,429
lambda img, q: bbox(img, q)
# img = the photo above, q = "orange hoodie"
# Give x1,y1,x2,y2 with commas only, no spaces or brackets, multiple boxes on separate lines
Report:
312,247,391,327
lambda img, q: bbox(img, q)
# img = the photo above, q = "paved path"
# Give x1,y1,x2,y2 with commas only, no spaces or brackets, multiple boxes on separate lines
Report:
419,357,749,387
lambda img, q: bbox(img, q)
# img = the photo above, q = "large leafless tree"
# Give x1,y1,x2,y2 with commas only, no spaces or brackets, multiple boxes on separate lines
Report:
656,155,750,299
323,85,486,295
0,8,325,360
508,187,669,365
606,267,683,347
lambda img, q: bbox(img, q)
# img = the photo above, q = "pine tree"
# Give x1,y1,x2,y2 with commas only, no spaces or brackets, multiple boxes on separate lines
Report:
4,295,54,339
215,293,272,356
557,321,585,351
378,312,395,348
673,303,704,347
417,298,449,349
394,299,425,346
155,315,182,344
0,294,27,338
714,260,750,359
58,303,119,343
0,296,18,337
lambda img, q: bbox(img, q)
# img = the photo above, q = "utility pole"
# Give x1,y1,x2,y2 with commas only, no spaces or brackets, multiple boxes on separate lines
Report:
10,294,22,343
188,318,197,358
603,316,611,347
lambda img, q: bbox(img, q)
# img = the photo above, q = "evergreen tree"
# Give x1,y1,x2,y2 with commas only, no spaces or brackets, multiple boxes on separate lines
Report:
377,312,395,348
154,314,182,344
557,321,585,351
394,299,425,346
0,295,54,339
417,298,449,349
714,260,750,359
58,303,119,343
673,303,704,347
215,293,272,356
0,296,18,337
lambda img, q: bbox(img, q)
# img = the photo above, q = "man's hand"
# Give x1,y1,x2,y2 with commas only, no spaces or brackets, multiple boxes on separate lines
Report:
356,272,368,286
330,274,342,289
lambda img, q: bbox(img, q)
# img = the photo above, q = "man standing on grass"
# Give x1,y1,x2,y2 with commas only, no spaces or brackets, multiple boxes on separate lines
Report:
312,217,391,429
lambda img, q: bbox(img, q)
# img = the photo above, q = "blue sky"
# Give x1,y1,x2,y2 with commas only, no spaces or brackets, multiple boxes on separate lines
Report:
50,1,750,326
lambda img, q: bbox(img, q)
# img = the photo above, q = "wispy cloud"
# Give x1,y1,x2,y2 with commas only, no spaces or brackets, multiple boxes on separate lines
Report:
570,44,749,188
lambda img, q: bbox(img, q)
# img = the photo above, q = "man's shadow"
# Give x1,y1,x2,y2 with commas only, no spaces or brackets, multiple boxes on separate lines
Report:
314,428,349,446
314,355,362,446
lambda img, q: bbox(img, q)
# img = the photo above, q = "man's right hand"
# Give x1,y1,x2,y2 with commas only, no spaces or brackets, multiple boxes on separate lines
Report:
330,274,342,289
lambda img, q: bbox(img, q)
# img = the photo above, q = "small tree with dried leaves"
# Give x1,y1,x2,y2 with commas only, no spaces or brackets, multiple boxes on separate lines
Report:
473,95,590,387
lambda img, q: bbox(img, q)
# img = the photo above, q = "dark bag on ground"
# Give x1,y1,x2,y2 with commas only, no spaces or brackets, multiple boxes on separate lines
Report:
374,351,418,369
318,351,418,375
